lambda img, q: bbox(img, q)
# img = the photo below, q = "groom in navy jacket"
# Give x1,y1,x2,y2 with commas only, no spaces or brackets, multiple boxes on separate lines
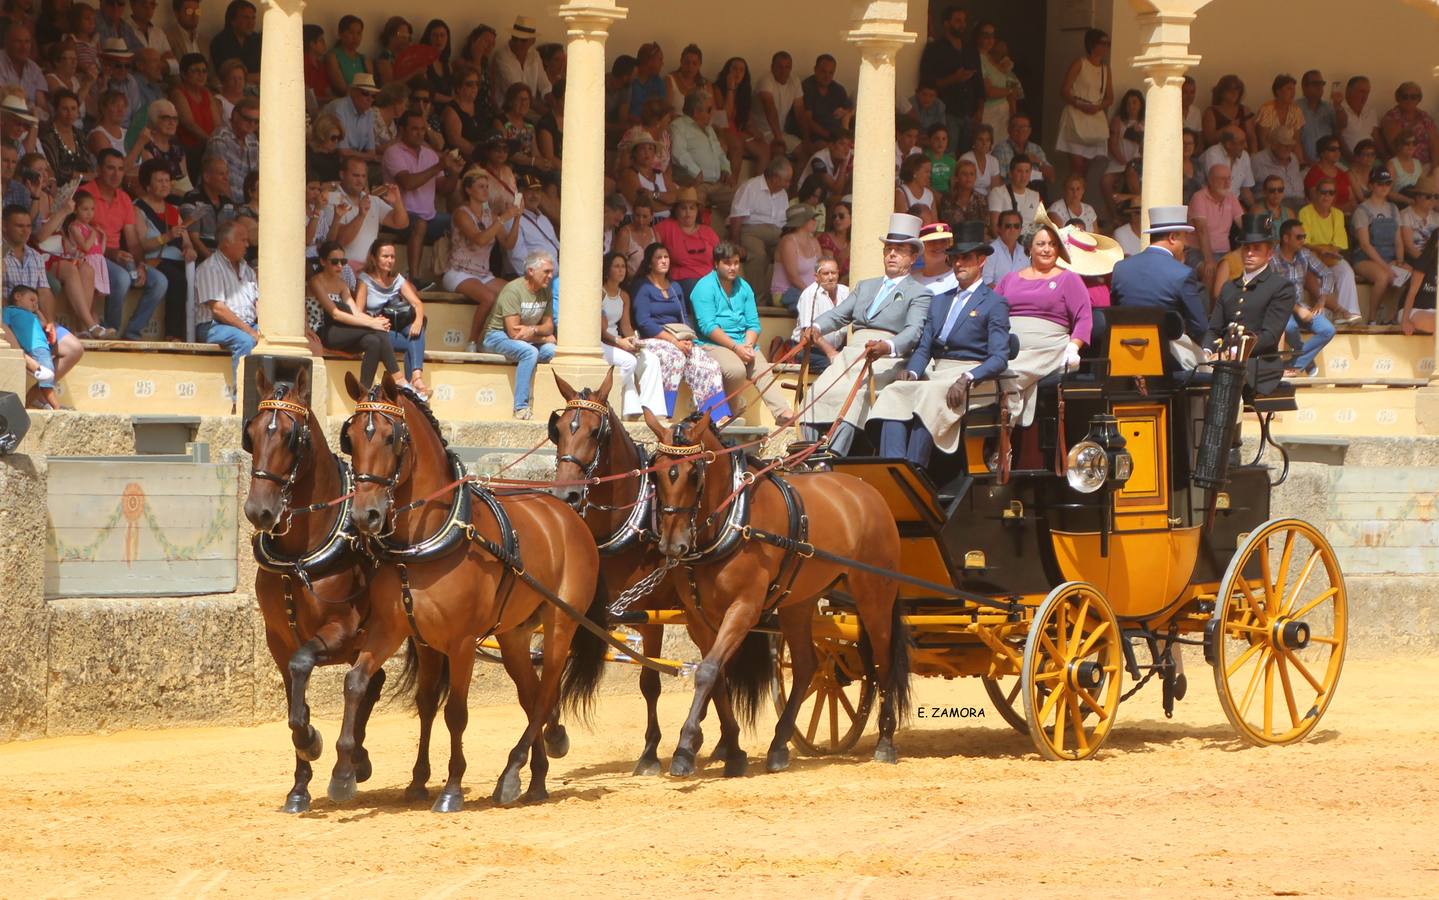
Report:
871,221,1011,466
1109,205,1209,368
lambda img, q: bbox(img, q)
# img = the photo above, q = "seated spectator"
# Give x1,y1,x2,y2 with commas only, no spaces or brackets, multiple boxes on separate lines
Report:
308,239,406,392
901,81,946,135
1306,135,1355,209
3,284,83,408
710,57,769,180
354,237,428,396
206,96,259,196
599,250,665,418
613,193,657,279
1181,75,1201,133
1400,175,1439,265
895,153,935,215
625,41,665,125
4,203,96,370
93,36,140,119
139,99,190,190
87,89,139,167
772,203,820,309
790,255,847,372
1351,170,1410,324
940,159,987,231
629,242,725,418
1202,73,1254,151
893,115,922,176
618,134,676,217
1103,89,1144,212
374,16,413,87
802,129,852,198
664,43,704,115
302,23,332,107
166,0,203,60
534,78,563,172
133,159,195,340
498,83,537,169
305,112,344,182
987,154,1040,235
446,168,519,351
325,156,408,269
1380,82,1438,167
482,248,555,419
728,155,790,297
1386,131,1423,203
788,54,853,158
1,23,49,119
215,59,247,122
692,240,795,425
1270,218,1335,377
457,24,497,107
924,123,956,195
605,54,637,131
40,89,94,185
1254,175,1298,230
209,0,260,83
193,218,256,374
996,222,1092,426
1399,231,1437,336
539,43,566,90
64,3,102,74
43,42,95,123
129,48,168,129
490,16,551,115
303,179,332,266
1297,177,1361,325
441,64,488,159
1181,128,1204,202
1188,163,1245,270
508,170,558,280
170,53,216,164
655,186,719,293
324,14,370,97
1200,124,1256,207
1337,75,1377,157
181,152,238,259
324,73,381,164
405,80,448,152
383,110,462,284
416,19,453,107
371,82,410,153
1251,126,1304,210
669,89,734,210
993,114,1054,189
982,208,1027,287
80,148,165,337
1254,74,1305,152
602,192,626,254
1347,140,1379,210
1049,173,1097,232
818,199,850,280
912,221,957,293
1113,202,1143,257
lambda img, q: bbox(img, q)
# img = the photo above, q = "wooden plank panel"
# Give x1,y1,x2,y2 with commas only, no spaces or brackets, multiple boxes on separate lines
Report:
43,559,237,597
46,461,235,496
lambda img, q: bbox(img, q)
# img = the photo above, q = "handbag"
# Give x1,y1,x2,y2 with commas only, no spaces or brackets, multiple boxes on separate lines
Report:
1062,64,1109,147
662,322,697,342
378,296,416,332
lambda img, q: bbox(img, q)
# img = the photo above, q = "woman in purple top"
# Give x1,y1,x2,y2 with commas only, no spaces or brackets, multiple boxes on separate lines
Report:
996,222,1092,425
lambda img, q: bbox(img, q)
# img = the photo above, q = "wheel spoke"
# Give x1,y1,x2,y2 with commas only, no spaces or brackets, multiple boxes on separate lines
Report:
1262,654,1275,737
1237,578,1270,626
1258,539,1275,606
1238,648,1271,719
1055,603,1069,656
1290,587,1339,621
1077,619,1111,658
1274,653,1301,729
1039,677,1064,722
1074,685,1109,721
1225,639,1266,679
1280,646,1327,694
1281,550,1320,616
1306,634,1340,646
828,691,839,748
1068,696,1089,753
1069,596,1091,657
1033,668,1066,682
1038,630,1066,667
836,682,857,718
1004,679,1022,705
804,687,825,742
1274,528,1297,607
1052,693,1068,753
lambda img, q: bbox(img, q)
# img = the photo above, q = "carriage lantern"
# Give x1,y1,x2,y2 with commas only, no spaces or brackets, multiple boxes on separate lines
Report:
1064,413,1133,494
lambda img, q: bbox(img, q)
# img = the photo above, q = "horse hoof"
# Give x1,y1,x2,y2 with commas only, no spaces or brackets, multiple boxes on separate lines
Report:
633,756,662,777
873,743,898,765
722,752,749,778
544,725,570,759
492,769,522,806
354,753,373,784
403,783,429,803
431,790,463,814
708,742,728,763
297,727,323,762
669,752,696,778
765,748,791,773
327,774,357,803
524,785,549,803
282,792,311,814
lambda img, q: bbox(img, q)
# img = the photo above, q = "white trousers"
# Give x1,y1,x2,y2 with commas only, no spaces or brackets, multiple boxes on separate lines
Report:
603,343,666,416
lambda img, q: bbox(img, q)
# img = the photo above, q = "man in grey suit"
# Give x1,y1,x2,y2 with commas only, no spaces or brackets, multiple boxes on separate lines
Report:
801,212,933,455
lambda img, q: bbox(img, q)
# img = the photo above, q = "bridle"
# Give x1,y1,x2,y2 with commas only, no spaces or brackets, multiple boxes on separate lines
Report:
551,396,612,513
246,397,312,536
651,429,718,556
342,399,412,537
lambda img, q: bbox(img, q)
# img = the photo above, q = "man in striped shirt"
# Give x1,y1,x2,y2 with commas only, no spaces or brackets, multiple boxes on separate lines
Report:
193,219,259,374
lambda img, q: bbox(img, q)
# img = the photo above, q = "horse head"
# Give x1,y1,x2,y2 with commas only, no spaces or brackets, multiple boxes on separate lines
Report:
341,370,413,536
644,408,718,559
243,365,314,535
549,367,616,509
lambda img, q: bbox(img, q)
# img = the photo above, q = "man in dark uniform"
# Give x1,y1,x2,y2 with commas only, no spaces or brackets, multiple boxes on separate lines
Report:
1202,212,1295,395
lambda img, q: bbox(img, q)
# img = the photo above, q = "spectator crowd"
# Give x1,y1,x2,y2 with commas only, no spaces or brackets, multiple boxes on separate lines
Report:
2,0,1436,413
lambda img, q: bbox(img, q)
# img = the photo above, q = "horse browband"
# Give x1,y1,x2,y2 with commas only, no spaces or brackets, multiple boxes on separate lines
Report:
657,442,707,457
565,398,610,416
354,401,406,418
258,398,310,418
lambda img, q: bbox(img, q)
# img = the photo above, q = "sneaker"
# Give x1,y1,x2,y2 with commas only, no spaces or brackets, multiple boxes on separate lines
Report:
33,365,54,382
1335,314,1363,326
466,341,478,353
83,324,118,339
513,406,533,421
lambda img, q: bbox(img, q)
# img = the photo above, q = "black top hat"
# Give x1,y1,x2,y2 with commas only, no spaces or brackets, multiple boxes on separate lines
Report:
946,219,994,257
1236,212,1277,245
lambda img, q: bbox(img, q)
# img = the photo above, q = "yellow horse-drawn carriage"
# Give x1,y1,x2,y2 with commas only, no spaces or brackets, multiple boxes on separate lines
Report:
771,306,1347,760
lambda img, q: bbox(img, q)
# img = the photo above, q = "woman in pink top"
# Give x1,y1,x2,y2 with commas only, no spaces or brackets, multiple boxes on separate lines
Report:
655,187,719,289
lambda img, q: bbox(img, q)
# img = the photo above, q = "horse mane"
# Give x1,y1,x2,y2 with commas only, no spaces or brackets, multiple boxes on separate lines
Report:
372,384,449,448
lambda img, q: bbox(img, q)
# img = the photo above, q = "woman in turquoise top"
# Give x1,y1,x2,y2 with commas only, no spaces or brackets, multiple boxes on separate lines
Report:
689,241,797,424
325,15,372,96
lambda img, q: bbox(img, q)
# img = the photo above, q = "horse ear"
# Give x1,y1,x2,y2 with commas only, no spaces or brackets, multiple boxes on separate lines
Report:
553,370,577,402
597,366,615,403
343,371,362,401
693,411,714,441
256,364,273,399
379,370,399,401
642,408,669,442
293,365,311,405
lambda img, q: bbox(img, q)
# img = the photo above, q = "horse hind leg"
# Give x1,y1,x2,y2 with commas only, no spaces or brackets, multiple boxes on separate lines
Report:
766,604,818,773
329,655,382,803
544,707,570,759
350,667,387,784
850,570,908,765
431,640,477,813
497,610,576,805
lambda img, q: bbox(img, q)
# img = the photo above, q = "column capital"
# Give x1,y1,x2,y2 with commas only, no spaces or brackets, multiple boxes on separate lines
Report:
259,0,304,14
556,1,628,36
846,0,916,56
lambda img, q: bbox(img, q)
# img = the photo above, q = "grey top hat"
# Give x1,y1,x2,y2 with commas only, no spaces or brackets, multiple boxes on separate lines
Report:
1143,205,1195,235
878,212,924,249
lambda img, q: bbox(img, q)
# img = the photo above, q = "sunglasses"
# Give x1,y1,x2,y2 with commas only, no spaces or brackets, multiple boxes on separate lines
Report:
1318,189,1337,196
326,256,346,265
1001,222,1021,229
241,115,260,125
1400,93,1421,101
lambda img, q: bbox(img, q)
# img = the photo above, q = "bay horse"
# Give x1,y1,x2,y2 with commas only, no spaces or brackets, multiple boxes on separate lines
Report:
244,366,428,812
337,372,606,812
643,409,912,775
550,369,744,775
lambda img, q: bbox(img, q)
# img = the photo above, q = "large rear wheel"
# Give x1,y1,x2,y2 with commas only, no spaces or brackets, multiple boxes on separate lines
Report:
1021,582,1124,760
982,670,1027,734
771,634,875,755
1211,518,1347,746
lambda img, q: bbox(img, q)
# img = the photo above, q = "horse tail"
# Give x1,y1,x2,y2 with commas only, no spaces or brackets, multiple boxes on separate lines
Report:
391,638,452,708
858,598,913,724
559,576,609,723
725,630,776,732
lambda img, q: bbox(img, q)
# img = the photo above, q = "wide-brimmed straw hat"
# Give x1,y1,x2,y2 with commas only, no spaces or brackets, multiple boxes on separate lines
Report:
918,221,955,245
99,37,133,60
0,94,37,123
350,73,380,94
1055,224,1124,277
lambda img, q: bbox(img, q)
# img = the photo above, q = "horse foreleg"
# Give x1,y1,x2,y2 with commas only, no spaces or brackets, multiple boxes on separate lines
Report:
852,573,904,764
706,678,748,777
350,667,387,784
498,614,572,805
633,623,665,775
264,629,315,813
766,604,817,773
432,639,477,813
328,654,382,803
670,600,760,778
405,645,445,803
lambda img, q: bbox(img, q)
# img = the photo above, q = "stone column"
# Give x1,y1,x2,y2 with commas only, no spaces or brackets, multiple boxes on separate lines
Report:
255,0,326,409
0,250,24,396
554,1,627,366
1130,5,1201,241
846,1,915,283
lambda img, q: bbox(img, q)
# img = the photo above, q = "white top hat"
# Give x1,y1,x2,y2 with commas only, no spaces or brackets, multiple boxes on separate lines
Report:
511,16,539,40
877,212,923,248
1143,205,1195,235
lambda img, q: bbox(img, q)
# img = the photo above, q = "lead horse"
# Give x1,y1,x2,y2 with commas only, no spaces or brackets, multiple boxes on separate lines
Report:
337,372,606,812
644,410,912,775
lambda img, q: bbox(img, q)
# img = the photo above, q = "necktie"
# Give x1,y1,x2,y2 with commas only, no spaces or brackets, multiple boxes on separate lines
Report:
940,289,974,343
864,279,897,319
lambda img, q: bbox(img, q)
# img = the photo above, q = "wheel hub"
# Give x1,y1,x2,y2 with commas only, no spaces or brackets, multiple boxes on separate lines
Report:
1274,618,1311,651
1068,659,1104,692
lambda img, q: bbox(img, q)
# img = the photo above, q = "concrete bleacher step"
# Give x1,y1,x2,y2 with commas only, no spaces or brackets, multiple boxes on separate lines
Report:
1311,331,1436,381
1264,383,1424,438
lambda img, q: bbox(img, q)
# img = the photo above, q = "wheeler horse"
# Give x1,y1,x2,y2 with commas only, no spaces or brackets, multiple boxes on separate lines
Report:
338,372,606,812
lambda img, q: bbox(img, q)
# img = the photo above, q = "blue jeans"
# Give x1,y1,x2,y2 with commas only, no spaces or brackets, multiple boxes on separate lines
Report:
103,258,167,340
946,112,975,158
482,331,557,410
390,322,427,377
196,320,256,375
1284,312,1336,374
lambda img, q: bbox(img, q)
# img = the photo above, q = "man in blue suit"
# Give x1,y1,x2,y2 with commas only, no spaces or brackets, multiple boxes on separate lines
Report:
870,220,1011,467
1109,205,1208,369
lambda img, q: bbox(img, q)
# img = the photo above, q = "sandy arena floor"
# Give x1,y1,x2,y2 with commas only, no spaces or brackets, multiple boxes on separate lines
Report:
2,657,1437,898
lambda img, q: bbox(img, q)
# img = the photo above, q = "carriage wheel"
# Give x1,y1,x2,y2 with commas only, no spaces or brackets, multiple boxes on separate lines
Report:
1211,518,1347,746
1021,582,1124,760
982,672,1028,734
771,635,876,756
